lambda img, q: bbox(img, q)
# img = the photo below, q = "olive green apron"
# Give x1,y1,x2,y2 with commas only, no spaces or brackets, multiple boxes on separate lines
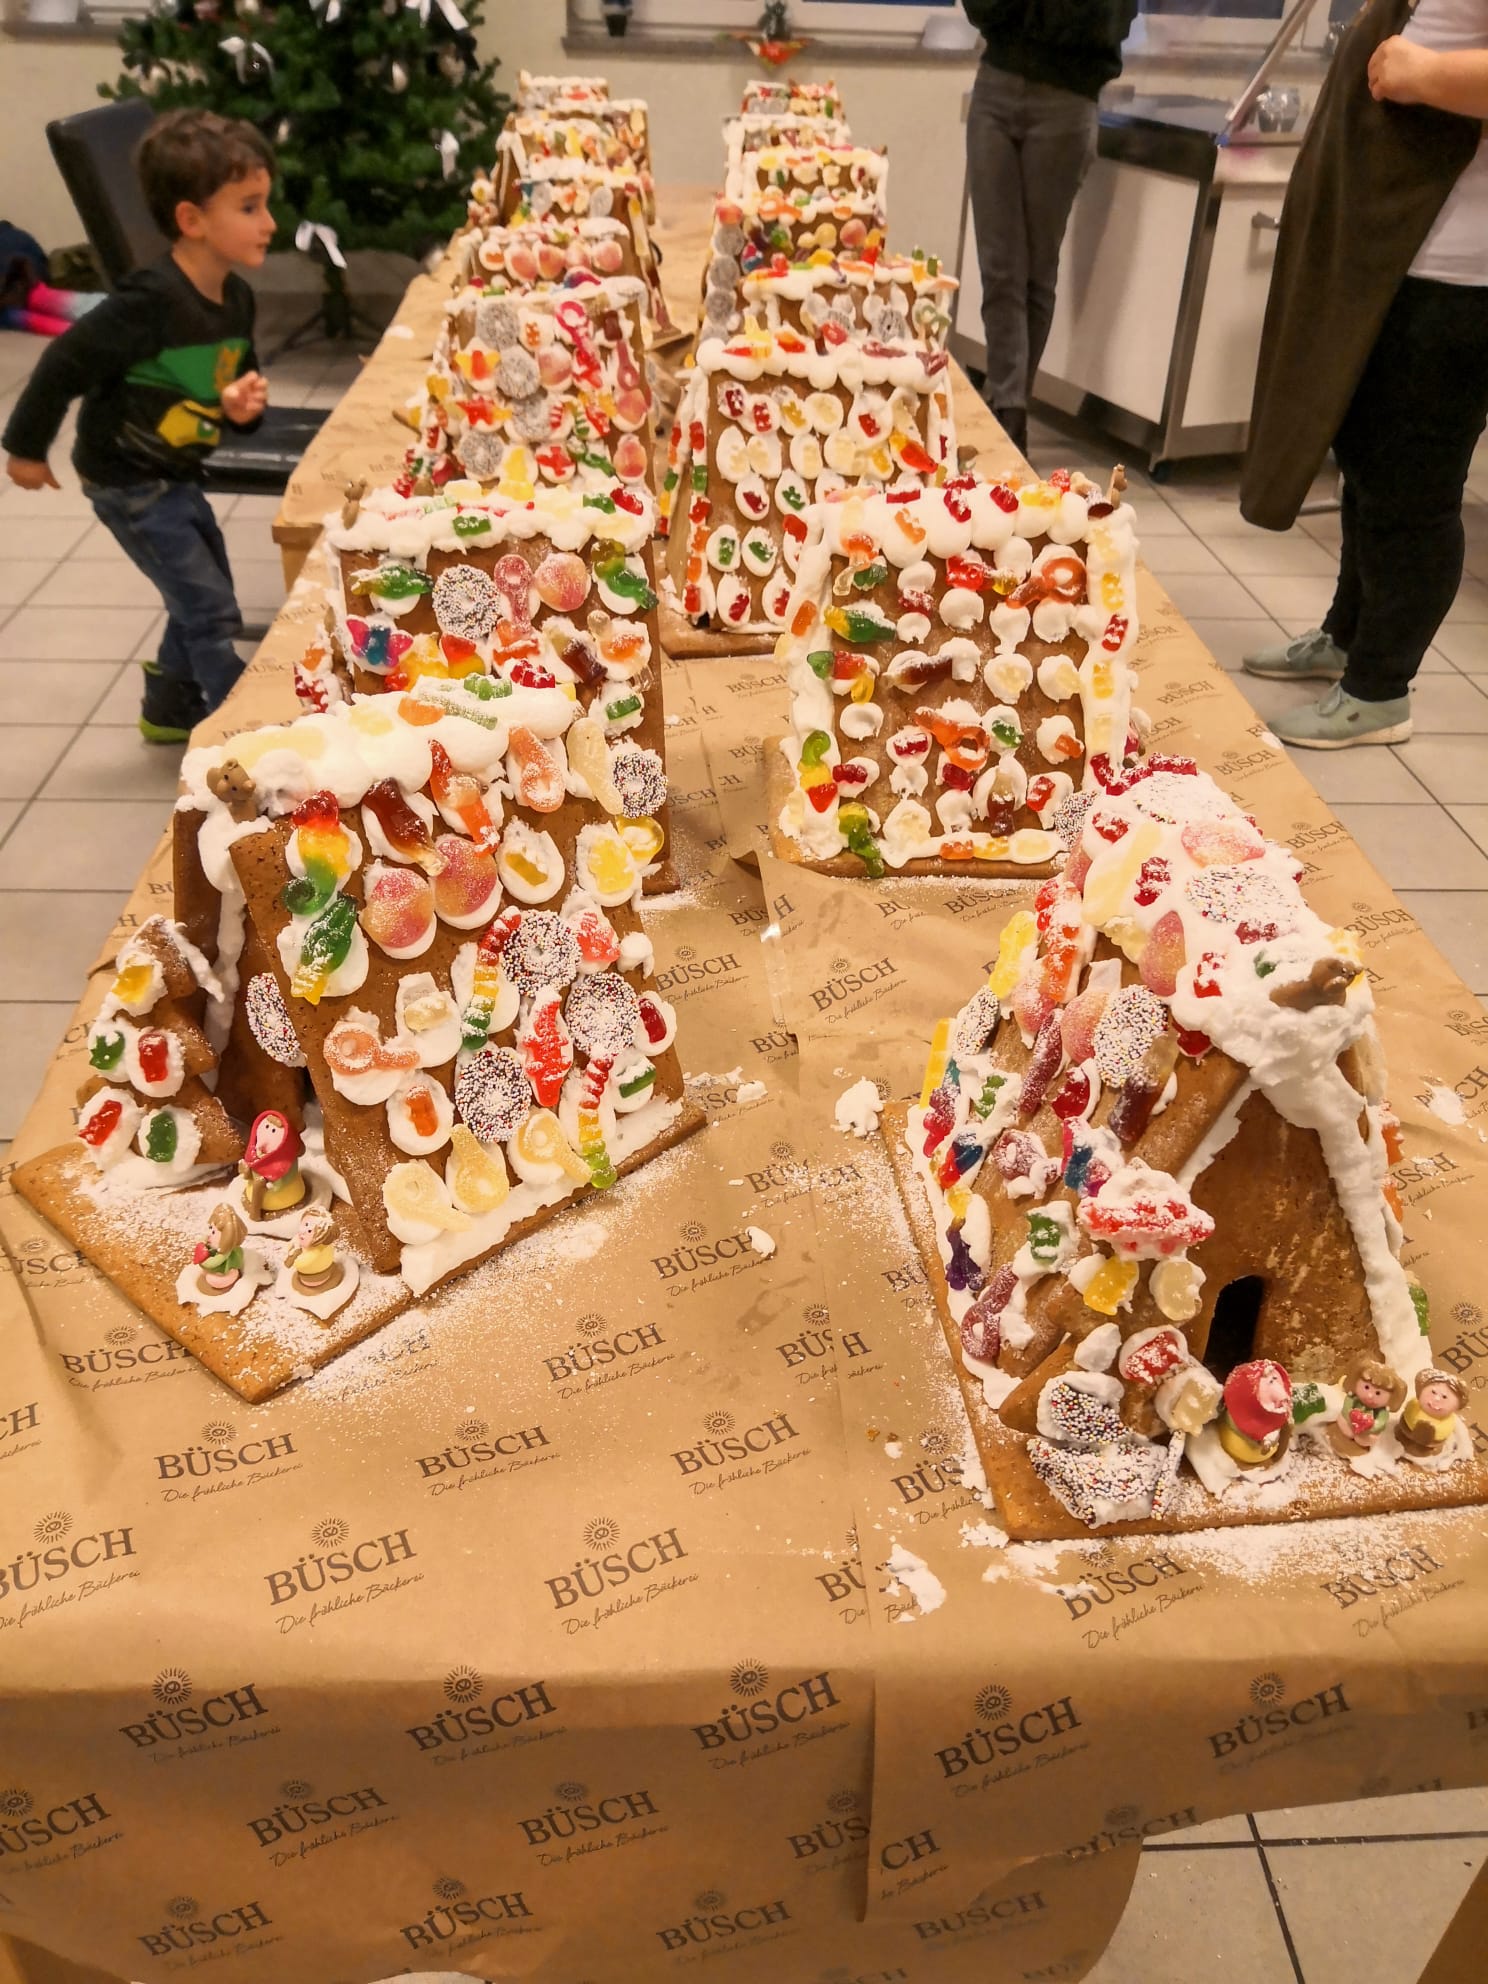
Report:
1241,0,1481,530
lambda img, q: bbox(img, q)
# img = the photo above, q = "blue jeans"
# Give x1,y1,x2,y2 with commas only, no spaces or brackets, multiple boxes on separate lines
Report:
85,478,245,713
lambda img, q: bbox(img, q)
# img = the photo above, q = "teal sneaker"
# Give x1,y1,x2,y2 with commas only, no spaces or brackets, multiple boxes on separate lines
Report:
1272,683,1413,750
138,662,202,746
1243,626,1346,682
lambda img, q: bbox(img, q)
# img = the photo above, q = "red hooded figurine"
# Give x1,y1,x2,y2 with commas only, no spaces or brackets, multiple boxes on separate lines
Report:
1217,1358,1293,1469
239,1108,306,1220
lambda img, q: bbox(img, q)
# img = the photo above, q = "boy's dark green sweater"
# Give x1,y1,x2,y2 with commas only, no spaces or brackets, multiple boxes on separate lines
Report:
2,253,257,487
962,0,1139,102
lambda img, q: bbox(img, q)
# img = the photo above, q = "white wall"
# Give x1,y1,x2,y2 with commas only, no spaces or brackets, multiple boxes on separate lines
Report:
0,37,124,248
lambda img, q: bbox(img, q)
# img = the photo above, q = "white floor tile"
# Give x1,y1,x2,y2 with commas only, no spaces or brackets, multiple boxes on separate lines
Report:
1398,890,1488,991
1241,573,1341,622
0,661,120,726
0,1003,76,1141
0,727,77,799
1432,622,1488,673
1410,673,1488,733
1267,1838,1487,1984
1159,572,1270,620
1085,1847,1290,1983
0,515,93,562
1394,736,1488,804
1286,746,1435,805
1144,538,1226,577
1255,1783,1488,1839
1334,803,1488,891
0,564,44,607
0,892,124,1001
1185,617,1288,672
40,725,186,802
1208,531,1338,577
30,560,165,611
0,800,172,893
0,605,157,663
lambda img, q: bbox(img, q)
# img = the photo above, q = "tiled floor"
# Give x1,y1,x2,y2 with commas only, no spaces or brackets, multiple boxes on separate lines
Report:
2,334,1488,1978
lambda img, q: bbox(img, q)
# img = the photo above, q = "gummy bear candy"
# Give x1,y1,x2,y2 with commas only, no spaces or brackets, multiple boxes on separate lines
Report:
142,1111,178,1164
89,1029,125,1073
945,1224,984,1294
135,1029,171,1087
79,1095,124,1149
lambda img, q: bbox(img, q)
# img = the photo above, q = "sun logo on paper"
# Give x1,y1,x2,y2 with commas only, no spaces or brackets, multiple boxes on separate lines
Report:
456,1419,488,1442
152,1669,192,1708
771,1139,794,1162
433,1876,466,1901
831,956,851,974
443,1666,482,1705
0,1789,33,1820
33,1510,71,1545
201,1421,235,1445
694,1890,726,1912
280,1779,313,1801
803,1303,829,1330
582,1517,619,1552
682,1220,706,1244
554,1780,588,1802
311,1517,349,1549
920,1427,953,1455
703,1410,735,1437
974,1683,1012,1723
827,1788,859,1814
675,945,696,963
729,1660,769,1699
1453,1301,1482,1327
165,1897,199,1921
577,1313,606,1337
1250,1673,1286,1708
1105,1804,1139,1829
105,1325,135,1348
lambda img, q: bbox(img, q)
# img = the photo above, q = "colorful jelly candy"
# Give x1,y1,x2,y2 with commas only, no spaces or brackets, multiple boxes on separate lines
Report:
1139,910,1187,999
511,1109,591,1186
446,1124,509,1216
384,1160,472,1234
142,1111,178,1164
135,1028,171,1087
79,1095,124,1149
520,991,573,1108
945,1224,983,1294
362,779,445,875
533,551,591,613
89,1029,125,1073
919,1017,951,1108
292,894,357,1004
324,1017,419,1082
461,908,521,1048
1149,1258,1204,1324
577,1055,617,1191
282,790,352,917
361,863,436,958
508,726,566,812
1081,1256,1138,1316
109,961,156,1010
1018,1012,1064,1118
960,1264,1016,1361
987,911,1039,1000
431,836,500,926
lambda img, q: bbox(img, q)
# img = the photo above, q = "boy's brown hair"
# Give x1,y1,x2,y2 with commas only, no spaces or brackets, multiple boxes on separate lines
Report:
137,109,274,240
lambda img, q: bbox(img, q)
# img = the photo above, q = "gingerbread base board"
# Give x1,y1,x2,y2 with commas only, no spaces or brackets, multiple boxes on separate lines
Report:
765,744,1062,883
880,1103,1488,1539
657,595,775,660
12,1145,410,1404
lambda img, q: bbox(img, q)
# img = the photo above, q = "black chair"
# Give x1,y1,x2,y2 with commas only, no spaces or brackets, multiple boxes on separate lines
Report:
46,98,328,496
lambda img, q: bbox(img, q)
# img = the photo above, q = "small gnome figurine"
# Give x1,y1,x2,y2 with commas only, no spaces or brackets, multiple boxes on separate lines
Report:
1396,1367,1468,1460
1328,1355,1407,1459
192,1203,247,1295
1216,1358,1294,1468
239,1108,306,1220
285,1204,344,1298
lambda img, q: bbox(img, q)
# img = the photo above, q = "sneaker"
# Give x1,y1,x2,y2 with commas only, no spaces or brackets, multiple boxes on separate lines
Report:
1272,683,1413,750
139,663,204,746
1242,626,1346,682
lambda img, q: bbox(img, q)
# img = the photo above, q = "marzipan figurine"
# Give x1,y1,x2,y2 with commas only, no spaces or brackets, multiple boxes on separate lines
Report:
1216,1358,1293,1468
1327,1355,1407,1459
286,1204,344,1298
1396,1367,1468,1460
193,1203,246,1295
239,1108,306,1220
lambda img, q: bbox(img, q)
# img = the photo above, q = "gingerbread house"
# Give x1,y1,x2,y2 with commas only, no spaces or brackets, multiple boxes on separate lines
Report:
707,148,888,290
722,110,855,186
701,248,956,348
771,472,1141,877
495,118,656,222
888,757,1487,1536
661,325,954,640
402,277,653,497
741,79,846,121
517,72,609,111
450,215,641,296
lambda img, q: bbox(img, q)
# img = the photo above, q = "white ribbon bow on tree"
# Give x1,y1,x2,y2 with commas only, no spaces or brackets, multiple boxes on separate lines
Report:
405,0,469,30
295,220,348,269
436,130,461,179
310,0,344,23
218,36,274,82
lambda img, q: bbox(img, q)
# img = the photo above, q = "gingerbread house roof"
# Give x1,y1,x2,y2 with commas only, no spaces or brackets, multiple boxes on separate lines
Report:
773,473,1141,876
740,79,845,120
405,278,653,496
517,72,610,111
902,756,1440,1533
452,215,640,293
662,327,954,635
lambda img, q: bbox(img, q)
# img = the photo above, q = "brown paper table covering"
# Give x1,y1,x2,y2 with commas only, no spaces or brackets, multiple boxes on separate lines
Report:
4,187,1486,1984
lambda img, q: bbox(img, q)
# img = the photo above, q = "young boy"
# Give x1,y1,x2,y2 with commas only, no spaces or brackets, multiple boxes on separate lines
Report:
3,109,276,742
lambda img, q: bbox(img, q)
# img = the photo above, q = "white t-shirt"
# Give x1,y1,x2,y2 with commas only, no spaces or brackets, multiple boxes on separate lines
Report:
1404,0,1488,283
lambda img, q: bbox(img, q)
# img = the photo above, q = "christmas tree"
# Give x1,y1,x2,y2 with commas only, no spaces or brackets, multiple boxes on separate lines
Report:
107,0,509,332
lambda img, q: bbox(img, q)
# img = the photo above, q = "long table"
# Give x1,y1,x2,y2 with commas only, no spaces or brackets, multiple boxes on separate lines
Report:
2,183,1486,1984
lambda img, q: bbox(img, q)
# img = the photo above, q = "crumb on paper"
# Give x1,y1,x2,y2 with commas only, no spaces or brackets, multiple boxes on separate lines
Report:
746,1225,775,1258
886,1543,947,1619
883,1439,903,1460
833,1077,883,1138
1426,1084,1467,1126
735,1079,768,1104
